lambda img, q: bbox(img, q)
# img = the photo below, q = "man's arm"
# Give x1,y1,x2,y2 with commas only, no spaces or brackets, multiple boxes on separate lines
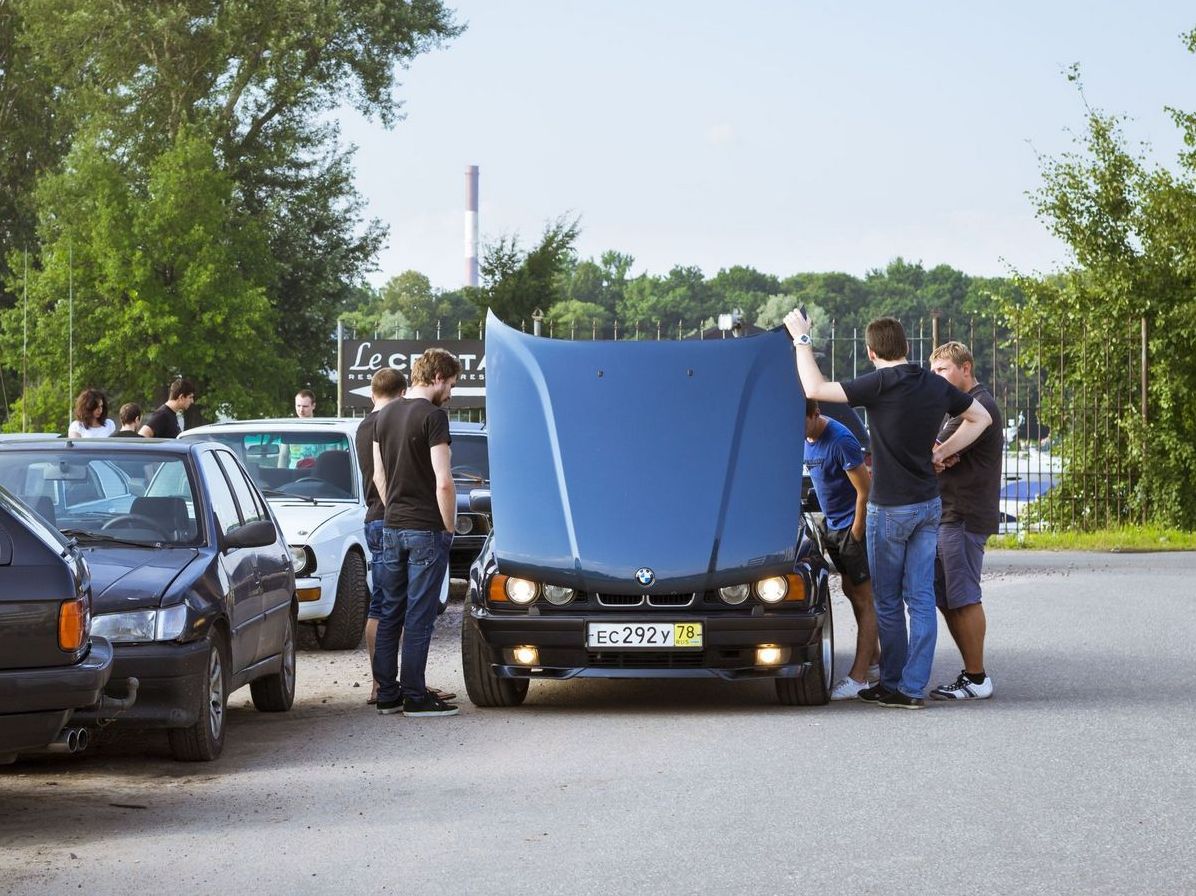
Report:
932,399,992,465
137,423,154,438
372,440,387,503
429,443,456,533
783,309,849,403
844,463,871,541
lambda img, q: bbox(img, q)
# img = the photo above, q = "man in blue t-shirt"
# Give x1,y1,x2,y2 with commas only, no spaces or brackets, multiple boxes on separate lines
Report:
786,311,992,709
804,400,878,700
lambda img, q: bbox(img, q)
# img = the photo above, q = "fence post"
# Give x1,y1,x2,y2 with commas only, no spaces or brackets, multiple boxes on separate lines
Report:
613,318,619,340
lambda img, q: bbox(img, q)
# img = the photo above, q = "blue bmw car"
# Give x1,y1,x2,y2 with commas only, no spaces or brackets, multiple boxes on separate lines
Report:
0,438,296,761
461,313,832,708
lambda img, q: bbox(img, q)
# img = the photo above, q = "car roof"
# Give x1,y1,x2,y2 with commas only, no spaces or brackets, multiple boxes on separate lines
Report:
184,417,364,432
0,437,197,453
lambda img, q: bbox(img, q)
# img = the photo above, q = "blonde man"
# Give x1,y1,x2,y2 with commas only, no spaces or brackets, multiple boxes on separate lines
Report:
928,341,1003,700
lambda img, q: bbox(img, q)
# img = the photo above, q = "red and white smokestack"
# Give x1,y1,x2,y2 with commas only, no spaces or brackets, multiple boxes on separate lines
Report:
465,165,479,287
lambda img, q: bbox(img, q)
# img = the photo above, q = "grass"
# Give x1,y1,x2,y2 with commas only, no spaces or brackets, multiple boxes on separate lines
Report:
989,526,1196,552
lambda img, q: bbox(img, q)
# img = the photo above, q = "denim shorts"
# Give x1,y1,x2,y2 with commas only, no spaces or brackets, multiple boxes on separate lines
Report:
935,520,988,609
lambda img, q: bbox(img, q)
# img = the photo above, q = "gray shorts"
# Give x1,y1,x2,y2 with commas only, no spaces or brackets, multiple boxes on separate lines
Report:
934,521,988,610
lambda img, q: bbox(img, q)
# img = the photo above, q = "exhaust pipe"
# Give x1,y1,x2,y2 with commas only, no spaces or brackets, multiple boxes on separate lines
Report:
95,676,139,717
44,727,87,754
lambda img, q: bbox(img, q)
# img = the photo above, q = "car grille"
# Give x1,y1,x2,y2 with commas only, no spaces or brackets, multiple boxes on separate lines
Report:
594,592,696,609
587,651,705,668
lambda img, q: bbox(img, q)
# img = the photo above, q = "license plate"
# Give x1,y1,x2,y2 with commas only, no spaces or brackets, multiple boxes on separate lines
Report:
586,622,703,649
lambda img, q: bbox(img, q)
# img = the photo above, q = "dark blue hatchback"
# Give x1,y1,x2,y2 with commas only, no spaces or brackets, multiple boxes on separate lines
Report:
0,438,297,761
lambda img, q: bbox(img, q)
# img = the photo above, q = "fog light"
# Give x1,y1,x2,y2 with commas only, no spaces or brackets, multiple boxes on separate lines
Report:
756,644,784,666
512,645,539,666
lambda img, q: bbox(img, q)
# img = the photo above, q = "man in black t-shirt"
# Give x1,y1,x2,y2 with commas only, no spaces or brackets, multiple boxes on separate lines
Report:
929,342,1003,701
371,348,462,718
356,367,405,704
138,379,196,438
785,311,992,708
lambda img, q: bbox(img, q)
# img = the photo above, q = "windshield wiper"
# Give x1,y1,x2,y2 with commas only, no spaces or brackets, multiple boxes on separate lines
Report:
259,487,317,504
59,528,162,548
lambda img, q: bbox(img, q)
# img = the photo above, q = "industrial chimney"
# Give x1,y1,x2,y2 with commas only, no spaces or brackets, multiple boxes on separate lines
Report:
465,165,479,287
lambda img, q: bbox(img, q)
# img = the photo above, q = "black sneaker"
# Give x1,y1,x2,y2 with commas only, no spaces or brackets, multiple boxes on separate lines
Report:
857,684,893,703
403,693,459,718
376,697,404,715
878,690,925,710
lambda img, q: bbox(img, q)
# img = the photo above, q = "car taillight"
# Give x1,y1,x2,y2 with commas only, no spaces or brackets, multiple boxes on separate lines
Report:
59,597,88,651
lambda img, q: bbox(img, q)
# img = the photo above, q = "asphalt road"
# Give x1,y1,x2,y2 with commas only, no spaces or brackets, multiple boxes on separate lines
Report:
2,551,1193,896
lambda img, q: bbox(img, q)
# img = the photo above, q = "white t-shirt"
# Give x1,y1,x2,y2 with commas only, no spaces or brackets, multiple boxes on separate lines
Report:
67,419,116,438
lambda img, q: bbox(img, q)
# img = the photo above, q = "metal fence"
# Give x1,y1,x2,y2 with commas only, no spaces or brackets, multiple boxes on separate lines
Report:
345,314,1149,533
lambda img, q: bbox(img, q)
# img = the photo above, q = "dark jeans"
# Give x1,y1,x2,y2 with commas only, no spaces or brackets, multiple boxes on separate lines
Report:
371,528,452,703
365,519,385,620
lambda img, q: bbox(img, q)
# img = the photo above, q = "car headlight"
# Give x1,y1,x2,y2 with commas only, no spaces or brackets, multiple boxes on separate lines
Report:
455,515,474,535
755,576,789,603
718,583,751,605
289,545,313,575
91,604,189,643
542,584,575,606
504,577,540,605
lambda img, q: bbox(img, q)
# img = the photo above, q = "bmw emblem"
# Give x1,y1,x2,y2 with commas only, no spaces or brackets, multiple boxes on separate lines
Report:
635,567,655,587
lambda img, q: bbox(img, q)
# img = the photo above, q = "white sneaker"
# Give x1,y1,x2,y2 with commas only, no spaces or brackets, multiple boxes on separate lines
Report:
930,671,994,700
830,676,869,701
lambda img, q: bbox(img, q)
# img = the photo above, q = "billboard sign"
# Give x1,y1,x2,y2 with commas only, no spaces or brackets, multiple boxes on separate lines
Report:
341,339,486,410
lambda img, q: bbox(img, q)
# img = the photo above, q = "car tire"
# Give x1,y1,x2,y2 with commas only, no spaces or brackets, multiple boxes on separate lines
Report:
316,550,368,650
251,609,297,712
461,616,528,708
168,629,229,761
776,587,833,707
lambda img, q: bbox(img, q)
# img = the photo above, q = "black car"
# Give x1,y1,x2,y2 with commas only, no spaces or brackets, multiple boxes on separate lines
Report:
0,439,297,761
461,313,832,708
0,488,122,762
450,421,491,579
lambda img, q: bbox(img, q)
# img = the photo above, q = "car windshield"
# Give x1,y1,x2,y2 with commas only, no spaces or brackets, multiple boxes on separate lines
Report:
0,450,201,547
195,431,358,501
451,433,489,483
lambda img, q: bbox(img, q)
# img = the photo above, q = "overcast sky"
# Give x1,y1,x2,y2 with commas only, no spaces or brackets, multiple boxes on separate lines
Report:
336,1,1196,291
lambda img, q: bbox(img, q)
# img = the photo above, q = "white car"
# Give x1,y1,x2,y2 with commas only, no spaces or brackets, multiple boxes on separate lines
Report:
182,418,447,650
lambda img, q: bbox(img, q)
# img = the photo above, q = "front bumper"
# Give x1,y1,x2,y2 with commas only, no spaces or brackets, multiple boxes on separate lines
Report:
72,637,208,728
0,638,115,753
295,573,336,622
468,607,826,680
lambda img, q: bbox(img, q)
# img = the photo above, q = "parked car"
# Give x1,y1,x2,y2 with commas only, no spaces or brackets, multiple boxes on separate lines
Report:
182,418,455,644
461,313,832,708
0,439,296,761
448,421,491,578
0,488,125,763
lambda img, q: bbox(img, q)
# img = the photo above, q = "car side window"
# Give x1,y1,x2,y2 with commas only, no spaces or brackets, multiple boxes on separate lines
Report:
199,452,243,536
216,452,264,525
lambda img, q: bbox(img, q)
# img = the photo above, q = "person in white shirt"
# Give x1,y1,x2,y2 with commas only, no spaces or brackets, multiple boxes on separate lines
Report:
67,388,116,438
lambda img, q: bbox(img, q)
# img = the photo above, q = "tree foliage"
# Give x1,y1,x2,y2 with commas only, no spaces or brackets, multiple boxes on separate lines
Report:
1000,62,1196,529
1,0,461,427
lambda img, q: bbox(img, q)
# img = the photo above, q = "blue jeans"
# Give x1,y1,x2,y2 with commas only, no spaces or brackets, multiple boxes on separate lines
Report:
364,519,385,620
866,497,942,699
372,528,453,703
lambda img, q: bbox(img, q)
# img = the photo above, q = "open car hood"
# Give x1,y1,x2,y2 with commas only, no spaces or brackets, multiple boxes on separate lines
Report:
485,312,806,594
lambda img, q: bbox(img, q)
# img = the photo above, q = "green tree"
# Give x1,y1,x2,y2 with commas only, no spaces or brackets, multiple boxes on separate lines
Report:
2,0,461,419
477,216,580,326
709,265,781,325
1002,56,1196,529
544,299,610,338
3,128,286,429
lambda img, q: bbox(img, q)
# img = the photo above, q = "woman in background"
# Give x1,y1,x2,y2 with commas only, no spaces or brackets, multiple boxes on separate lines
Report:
67,388,115,438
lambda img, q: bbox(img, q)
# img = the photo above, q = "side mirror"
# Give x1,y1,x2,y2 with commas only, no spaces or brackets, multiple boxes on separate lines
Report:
469,488,491,514
223,519,277,551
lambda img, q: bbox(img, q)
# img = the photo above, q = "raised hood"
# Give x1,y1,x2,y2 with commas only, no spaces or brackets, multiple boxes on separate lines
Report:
486,311,806,594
